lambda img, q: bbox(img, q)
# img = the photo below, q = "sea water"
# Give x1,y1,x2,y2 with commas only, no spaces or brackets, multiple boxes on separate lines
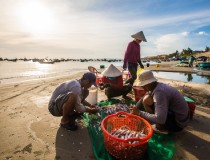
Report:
153,71,210,84
1,61,209,84
0,61,123,84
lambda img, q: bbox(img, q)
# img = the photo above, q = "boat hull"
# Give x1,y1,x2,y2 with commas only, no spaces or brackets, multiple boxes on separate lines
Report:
198,62,210,68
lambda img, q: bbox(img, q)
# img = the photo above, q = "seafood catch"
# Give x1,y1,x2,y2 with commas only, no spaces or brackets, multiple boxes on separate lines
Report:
111,126,147,142
101,103,134,115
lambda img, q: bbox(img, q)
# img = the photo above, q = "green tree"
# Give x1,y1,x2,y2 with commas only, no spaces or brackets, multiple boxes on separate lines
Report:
181,49,186,55
205,46,210,52
182,48,193,56
187,48,193,54
168,51,179,58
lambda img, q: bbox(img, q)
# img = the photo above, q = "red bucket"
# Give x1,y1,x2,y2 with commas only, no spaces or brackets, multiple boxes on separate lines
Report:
133,86,147,101
96,75,102,84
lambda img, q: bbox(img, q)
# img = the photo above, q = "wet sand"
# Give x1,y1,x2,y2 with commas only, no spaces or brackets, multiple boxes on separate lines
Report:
0,61,210,160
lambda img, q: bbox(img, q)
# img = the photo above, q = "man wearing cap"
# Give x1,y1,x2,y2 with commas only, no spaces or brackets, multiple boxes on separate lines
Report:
123,31,147,85
48,72,99,131
99,64,132,100
132,70,190,134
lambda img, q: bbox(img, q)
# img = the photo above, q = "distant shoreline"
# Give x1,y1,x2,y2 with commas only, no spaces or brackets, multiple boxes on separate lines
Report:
0,61,210,85
146,61,210,76
1,51,209,62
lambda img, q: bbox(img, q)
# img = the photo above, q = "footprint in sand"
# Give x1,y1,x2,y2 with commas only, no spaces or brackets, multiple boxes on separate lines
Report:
21,143,32,153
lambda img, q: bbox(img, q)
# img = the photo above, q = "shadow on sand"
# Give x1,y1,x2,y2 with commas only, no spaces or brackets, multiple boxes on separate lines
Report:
55,120,95,160
173,108,210,160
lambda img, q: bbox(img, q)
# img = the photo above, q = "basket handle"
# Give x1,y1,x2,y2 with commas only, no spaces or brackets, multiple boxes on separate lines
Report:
116,111,129,118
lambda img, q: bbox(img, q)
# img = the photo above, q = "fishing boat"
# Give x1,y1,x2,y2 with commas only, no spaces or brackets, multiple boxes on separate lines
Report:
198,62,210,68
39,59,54,64
176,61,189,67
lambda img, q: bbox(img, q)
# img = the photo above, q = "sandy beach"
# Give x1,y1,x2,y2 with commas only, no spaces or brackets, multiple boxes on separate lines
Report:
0,61,210,160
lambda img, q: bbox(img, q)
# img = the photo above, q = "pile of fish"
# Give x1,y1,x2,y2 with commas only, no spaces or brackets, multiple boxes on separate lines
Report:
101,104,132,115
111,126,147,142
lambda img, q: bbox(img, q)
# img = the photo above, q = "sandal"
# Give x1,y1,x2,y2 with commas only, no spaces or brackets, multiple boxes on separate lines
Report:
152,124,168,135
60,122,78,131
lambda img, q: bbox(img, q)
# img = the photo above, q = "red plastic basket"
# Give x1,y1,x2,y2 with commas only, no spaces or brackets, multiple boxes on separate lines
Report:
133,86,147,101
101,112,153,160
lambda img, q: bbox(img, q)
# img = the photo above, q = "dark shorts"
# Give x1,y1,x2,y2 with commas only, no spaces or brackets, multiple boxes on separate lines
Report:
48,89,89,117
105,84,132,99
48,92,72,117
164,111,183,132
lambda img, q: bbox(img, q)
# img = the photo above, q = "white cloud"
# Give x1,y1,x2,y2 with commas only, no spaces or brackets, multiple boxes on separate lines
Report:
154,32,190,54
181,32,189,36
197,31,209,36
0,0,210,58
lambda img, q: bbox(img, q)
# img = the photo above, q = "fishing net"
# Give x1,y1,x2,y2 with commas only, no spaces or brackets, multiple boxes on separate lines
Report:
83,99,175,160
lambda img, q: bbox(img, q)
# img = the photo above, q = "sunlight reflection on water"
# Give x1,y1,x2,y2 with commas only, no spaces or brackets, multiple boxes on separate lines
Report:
1,61,210,84
153,71,210,84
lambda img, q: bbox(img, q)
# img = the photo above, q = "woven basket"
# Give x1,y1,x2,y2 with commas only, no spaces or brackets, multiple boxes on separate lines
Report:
101,112,153,160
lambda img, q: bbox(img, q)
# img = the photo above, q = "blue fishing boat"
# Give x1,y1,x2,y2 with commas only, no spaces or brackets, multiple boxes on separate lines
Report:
198,62,210,68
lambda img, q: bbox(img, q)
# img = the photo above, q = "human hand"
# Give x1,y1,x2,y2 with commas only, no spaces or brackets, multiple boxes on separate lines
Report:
123,63,127,70
131,107,140,115
140,64,144,69
89,108,100,114
90,105,98,109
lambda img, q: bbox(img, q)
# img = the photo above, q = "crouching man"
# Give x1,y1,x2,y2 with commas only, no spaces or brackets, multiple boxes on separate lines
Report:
48,72,99,131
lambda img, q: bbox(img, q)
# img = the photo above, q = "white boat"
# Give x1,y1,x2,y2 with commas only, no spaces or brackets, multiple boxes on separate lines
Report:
39,59,54,64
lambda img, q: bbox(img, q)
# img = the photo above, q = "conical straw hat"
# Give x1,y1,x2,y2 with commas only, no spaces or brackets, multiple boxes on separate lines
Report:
101,64,122,77
131,31,147,42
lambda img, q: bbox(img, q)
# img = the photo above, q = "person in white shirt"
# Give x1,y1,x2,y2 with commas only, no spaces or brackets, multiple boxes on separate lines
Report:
48,72,99,131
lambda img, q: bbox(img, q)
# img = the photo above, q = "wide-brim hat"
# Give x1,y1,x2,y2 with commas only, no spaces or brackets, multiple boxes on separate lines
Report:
136,70,157,86
131,31,147,42
101,64,122,77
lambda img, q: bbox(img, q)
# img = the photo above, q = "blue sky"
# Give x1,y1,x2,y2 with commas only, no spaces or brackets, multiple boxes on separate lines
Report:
0,0,210,59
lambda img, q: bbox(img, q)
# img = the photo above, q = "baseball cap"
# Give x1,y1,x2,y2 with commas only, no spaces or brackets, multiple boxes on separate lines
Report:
83,72,97,87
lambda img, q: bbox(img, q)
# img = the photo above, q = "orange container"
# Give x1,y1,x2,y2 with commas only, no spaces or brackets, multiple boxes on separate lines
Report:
101,112,153,160
96,76,102,84
133,86,147,101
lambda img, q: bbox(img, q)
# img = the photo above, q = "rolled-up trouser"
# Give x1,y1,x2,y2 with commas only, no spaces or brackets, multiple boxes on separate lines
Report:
125,62,138,85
